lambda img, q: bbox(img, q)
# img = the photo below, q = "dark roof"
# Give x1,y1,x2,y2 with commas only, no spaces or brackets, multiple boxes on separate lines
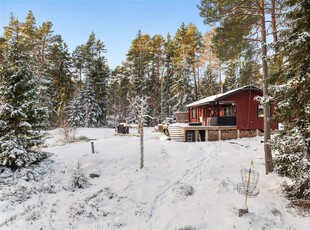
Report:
186,86,262,107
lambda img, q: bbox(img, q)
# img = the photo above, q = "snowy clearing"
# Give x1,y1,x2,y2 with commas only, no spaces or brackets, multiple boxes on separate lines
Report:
0,128,309,229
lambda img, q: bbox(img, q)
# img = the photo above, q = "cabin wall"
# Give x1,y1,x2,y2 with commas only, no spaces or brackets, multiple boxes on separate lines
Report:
188,89,278,130
222,91,262,130
223,91,277,130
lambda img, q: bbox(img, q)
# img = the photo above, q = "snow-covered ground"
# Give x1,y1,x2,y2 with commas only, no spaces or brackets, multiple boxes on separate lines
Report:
0,128,309,229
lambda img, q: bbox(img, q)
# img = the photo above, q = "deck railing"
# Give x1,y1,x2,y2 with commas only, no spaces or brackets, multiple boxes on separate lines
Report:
205,116,236,126
218,116,237,126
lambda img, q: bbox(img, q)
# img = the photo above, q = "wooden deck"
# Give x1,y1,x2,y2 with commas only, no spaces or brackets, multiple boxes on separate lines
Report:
168,124,261,142
181,125,237,131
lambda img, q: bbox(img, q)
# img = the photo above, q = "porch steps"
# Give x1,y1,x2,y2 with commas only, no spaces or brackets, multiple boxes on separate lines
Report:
168,126,184,142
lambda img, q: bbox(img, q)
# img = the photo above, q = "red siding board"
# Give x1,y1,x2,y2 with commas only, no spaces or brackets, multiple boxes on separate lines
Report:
187,89,278,130
223,90,263,130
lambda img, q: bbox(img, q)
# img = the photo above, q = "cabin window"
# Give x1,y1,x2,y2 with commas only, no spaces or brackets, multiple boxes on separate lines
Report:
258,104,271,117
258,104,264,117
192,108,196,119
222,104,236,117
206,105,217,117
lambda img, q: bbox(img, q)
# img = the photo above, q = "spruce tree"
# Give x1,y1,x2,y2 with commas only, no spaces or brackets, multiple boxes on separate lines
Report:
67,94,85,127
80,80,102,128
67,80,103,129
271,0,310,203
88,58,109,126
0,29,48,169
4,12,57,128
72,32,109,126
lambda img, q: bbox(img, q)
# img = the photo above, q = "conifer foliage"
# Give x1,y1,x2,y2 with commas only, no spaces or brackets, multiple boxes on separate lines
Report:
67,80,102,128
271,0,310,203
67,94,84,128
0,27,48,169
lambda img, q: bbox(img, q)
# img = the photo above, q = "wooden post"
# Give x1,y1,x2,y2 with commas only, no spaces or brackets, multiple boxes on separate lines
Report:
218,129,221,141
195,130,199,142
91,142,95,154
237,129,240,139
217,101,220,122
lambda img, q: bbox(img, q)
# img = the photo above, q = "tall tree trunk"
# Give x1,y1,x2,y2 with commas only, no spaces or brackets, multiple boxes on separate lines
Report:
271,0,278,45
271,0,281,69
260,0,273,174
197,66,200,97
192,65,198,100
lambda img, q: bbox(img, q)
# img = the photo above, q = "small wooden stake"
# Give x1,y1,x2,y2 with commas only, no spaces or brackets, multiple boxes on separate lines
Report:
91,141,95,154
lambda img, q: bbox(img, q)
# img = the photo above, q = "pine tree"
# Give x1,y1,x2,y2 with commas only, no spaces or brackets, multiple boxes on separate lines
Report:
173,23,204,102
199,30,220,97
0,28,48,169
127,30,152,97
148,34,165,125
200,69,219,97
271,0,310,204
171,23,202,112
47,35,75,126
19,11,38,66
162,33,175,120
35,21,54,126
198,0,275,173
72,44,86,86
224,60,239,90
109,64,131,122
239,45,261,86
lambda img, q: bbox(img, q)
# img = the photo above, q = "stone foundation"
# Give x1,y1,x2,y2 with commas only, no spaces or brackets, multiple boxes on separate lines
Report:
207,130,219,141
239,130,257,138
183,128,268,142
221,130,238,140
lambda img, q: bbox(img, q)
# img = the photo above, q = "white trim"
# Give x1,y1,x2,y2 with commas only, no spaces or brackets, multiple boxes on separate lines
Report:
186,86,261,108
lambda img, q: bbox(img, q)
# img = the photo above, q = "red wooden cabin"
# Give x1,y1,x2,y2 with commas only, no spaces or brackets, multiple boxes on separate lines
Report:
186,86,278,130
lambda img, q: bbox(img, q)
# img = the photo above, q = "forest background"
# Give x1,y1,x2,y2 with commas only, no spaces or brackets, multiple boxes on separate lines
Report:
0,0,309,208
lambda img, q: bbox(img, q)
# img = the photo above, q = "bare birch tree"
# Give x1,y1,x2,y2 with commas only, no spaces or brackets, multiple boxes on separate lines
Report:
128,96,152,169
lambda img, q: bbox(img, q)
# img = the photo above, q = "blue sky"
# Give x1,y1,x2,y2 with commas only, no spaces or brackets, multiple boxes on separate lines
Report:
0,0,210,69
